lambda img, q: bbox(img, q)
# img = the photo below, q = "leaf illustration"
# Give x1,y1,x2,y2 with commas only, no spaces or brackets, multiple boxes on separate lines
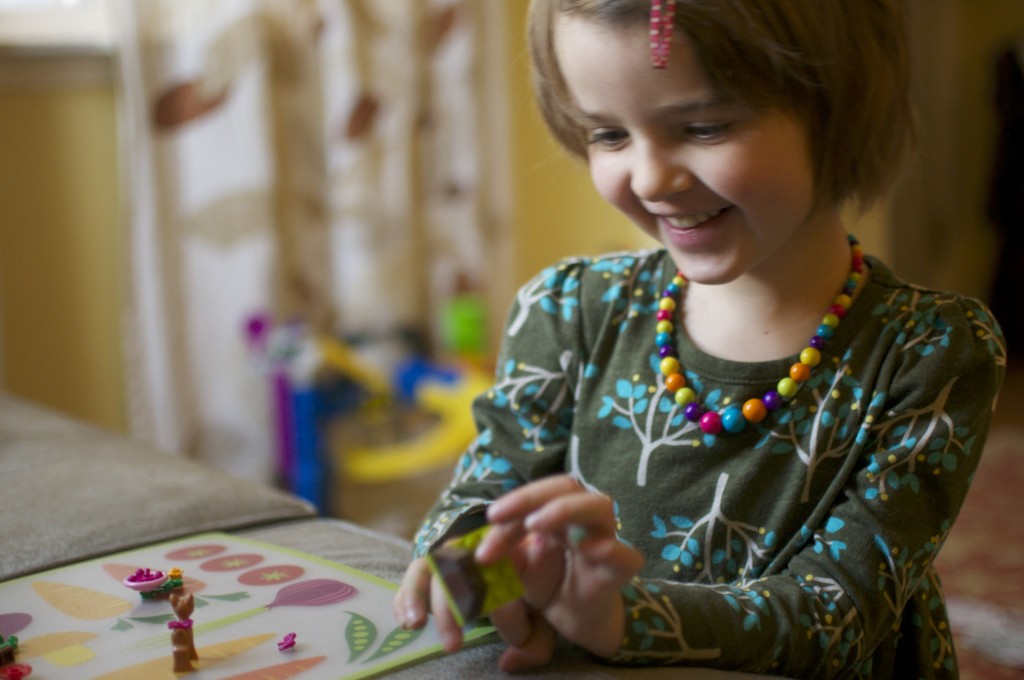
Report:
344,611,378,662
202,592,251,602
366,625,423,662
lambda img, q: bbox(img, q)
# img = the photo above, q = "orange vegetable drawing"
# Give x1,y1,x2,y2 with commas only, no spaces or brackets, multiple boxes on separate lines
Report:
19,631,97,667
93,633,276,679
31,581,133,620
220,655,327,679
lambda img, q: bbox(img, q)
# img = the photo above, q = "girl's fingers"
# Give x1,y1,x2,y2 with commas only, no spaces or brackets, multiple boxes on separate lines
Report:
394,558,432,629
488,597,534,648
486,475,583,524
429,572,465,653
497,614,557,673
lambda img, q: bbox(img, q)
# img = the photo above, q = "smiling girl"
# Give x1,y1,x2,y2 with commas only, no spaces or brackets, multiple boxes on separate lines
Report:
394,2,1006,677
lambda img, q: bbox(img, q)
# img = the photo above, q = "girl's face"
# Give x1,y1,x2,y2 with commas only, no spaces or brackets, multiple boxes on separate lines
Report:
554,15,834,286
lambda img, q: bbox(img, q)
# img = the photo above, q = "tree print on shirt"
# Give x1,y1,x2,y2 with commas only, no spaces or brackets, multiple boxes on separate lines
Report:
650,473,778,583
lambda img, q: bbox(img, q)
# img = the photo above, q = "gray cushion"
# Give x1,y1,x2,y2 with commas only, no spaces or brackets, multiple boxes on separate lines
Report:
0,393,316,581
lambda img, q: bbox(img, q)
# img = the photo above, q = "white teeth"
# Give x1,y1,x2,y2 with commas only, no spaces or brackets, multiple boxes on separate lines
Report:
665,208,723,229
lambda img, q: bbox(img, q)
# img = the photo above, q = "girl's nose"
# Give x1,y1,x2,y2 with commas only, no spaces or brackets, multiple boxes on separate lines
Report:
631,147,692,202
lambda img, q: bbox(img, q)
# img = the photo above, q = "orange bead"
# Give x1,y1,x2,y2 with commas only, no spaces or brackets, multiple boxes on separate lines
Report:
789,362,811,382
742,398,767,423
665,373,686,392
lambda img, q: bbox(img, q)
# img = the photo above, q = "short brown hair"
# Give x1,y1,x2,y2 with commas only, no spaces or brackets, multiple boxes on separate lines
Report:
527,0,913,209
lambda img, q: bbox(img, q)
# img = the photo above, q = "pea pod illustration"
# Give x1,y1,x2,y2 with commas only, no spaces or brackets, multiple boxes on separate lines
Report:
344,611,378,662
366,625,423,662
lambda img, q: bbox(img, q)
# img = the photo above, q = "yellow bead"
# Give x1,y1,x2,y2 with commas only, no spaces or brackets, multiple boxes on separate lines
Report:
665,373,686,392
671,275,686,287
822,313,840,328
675,387,697,407
800,347,821,367
658,297,676,312
660,356,680,376
656,320,674,334
834,293,852,309
777,377,799,398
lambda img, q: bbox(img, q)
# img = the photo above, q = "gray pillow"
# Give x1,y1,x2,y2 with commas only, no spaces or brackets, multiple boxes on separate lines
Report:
0,393,316,581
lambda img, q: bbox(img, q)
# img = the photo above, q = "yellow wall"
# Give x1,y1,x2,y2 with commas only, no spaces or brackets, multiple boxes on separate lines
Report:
503,1,656,288
0,83,126,432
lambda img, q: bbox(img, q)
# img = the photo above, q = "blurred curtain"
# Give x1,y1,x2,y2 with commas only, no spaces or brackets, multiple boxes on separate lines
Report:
114,0,509,480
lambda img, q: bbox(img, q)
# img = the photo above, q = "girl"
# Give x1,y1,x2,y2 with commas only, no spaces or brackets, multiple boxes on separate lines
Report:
394,1,1006,677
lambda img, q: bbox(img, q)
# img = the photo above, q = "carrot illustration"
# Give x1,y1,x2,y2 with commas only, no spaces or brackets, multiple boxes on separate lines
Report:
19,631,97,666
220,655,327,679
94,632,276,679
32,581,133,620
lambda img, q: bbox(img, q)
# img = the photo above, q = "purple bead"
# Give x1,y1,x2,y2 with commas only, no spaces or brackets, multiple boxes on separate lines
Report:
762,390,783,411
809,336,826,349
684,402,704,422
658,345,677,358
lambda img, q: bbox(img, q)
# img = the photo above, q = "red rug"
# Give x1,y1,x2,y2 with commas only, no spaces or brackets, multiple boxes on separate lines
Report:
936,425,1024,680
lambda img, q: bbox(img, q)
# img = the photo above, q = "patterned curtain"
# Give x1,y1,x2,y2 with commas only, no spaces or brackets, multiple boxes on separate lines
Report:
114,0,509,480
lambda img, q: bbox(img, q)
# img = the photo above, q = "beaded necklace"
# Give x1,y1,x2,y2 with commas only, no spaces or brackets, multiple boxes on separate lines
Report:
655,234,864,435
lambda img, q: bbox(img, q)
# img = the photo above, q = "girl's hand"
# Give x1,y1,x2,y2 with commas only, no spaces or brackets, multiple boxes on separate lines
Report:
476,475,645,671
393,557,466,653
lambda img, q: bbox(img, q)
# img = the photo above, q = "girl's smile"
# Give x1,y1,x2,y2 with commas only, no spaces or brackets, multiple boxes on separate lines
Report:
553,14,848,294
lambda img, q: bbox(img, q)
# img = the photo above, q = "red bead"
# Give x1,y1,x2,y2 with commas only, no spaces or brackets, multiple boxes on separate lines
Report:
828,304,846,318
656,309,672,321
699,411,723,435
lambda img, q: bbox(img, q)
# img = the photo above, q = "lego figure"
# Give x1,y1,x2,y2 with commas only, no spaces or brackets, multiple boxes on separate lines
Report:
168,593,198,673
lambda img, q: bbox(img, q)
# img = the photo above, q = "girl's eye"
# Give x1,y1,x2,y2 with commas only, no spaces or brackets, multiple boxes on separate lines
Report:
586,128,628,147
686,123,730,141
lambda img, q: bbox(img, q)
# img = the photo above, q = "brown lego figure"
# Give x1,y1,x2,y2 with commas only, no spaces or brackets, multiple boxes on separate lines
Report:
168,593,198,673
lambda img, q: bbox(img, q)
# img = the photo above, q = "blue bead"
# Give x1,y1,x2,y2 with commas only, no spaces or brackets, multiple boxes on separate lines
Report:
655,332,672,347
721,406,746,433
816,324,835,340
665,283,679,296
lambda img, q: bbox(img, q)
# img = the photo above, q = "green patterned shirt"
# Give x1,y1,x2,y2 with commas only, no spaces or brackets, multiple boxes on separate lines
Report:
412,250,1006,679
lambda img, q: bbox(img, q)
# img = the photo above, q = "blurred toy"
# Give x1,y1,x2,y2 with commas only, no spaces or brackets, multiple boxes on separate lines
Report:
168,593,198,673
0,664,31,680
427,525,523,628
342,360,491,484
246,313,493,510
0,634,18,665
122,567,185,600
277,632,297,651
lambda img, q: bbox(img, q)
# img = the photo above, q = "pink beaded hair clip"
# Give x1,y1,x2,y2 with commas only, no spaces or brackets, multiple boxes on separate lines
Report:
649,0,677,68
